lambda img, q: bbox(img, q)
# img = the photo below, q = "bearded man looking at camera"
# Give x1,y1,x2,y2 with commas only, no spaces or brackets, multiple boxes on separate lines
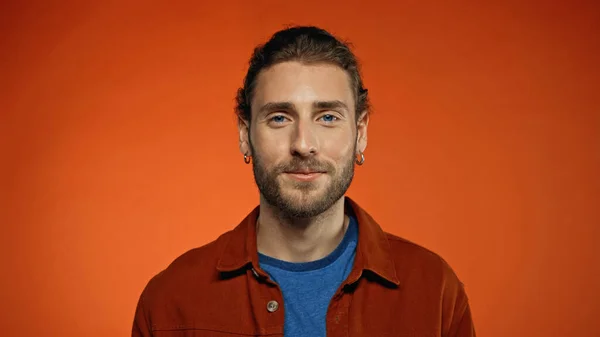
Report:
132,25,476,337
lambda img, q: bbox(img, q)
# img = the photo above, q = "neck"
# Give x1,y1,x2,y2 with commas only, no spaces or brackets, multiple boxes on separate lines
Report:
256,196,349,263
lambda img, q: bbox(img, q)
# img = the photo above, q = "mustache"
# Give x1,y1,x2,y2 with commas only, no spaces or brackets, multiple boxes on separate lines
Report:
275,158,333,173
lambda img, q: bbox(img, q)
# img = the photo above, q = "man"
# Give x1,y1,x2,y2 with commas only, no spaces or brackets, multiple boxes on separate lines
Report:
132,26,476,337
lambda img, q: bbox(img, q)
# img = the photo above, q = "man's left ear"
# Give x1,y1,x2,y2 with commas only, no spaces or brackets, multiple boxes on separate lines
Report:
356,110,369,153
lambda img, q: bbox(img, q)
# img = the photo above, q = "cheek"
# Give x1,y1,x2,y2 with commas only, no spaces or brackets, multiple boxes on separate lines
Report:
253,130,289,162
320,134,355,161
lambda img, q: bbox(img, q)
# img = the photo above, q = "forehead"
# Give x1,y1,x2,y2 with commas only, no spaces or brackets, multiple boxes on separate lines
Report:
251,61,355,113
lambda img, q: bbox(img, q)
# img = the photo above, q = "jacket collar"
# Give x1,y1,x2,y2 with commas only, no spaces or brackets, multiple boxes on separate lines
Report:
216,196,400,286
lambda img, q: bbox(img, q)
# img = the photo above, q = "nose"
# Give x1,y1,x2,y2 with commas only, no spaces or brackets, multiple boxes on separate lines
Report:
290,118,318,157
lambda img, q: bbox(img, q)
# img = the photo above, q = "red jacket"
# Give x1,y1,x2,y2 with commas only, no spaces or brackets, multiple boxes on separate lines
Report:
132,197,476,336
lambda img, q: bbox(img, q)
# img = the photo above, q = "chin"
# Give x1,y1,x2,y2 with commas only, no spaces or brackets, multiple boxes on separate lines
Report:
280,187,321,202
283,184,325,196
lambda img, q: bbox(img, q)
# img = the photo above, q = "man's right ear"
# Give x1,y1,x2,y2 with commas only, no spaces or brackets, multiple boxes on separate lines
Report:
238,116,250,156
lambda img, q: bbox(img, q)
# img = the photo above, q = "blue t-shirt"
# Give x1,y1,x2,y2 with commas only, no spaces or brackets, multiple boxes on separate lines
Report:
258,216,358,337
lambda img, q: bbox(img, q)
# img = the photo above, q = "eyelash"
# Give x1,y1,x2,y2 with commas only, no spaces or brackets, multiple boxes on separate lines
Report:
269,114,339,124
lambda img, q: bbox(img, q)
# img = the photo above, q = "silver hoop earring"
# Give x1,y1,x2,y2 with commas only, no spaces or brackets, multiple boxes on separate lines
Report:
244,154,251,164
356,152,365,165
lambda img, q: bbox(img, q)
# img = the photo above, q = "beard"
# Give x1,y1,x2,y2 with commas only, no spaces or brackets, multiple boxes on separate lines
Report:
250,143,356,219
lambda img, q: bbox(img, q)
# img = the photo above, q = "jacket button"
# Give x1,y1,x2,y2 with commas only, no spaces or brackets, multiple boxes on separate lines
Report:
266,300,279,313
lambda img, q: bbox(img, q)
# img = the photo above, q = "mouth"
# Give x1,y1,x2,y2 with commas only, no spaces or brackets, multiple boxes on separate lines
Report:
283,170,326,182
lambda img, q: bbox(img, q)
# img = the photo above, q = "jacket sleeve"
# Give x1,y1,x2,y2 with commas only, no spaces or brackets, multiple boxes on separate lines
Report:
132,291,153,337
441,261,476,337
446,292,476,337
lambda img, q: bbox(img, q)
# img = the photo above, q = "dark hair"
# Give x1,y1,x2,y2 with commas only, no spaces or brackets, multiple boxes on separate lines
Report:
235,26,370,122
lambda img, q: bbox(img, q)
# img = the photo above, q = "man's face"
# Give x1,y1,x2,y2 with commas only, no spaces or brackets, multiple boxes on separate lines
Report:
239,61,368,218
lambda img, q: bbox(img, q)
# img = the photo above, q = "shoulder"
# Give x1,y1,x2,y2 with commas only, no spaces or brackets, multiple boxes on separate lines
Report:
384,232,474,334
139,229,234,303
132,224,259,333
384,231,465,293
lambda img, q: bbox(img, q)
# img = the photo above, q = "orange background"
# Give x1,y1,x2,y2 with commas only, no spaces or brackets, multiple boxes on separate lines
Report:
2,1,599,336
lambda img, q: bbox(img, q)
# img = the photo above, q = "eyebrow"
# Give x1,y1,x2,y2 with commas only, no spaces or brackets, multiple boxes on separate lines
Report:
258,102,295,114
258,100,350,114
313,100,349,112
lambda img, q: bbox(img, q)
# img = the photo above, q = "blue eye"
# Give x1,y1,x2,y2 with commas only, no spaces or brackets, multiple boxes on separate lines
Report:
271,115,287,123
320,114,338,123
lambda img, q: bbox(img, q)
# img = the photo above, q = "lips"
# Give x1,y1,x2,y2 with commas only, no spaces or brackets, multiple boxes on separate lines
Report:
283,170,325,182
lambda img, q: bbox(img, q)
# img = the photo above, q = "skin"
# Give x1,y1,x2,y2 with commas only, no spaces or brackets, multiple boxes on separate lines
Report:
238,61,369,263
